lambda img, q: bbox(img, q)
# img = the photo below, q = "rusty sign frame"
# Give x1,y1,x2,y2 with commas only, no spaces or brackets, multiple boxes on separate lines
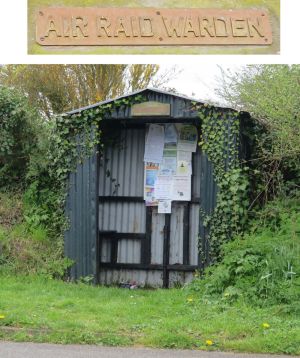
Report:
36,7,273,46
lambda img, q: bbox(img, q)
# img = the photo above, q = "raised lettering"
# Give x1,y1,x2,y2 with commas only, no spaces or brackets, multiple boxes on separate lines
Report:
131,17,139,37
37,8,272,46
214,17,229,37
63,17,71,37
231,18,248,37
139,17,154,37
44,16,62,37
163,16,184,37
199,17,215,37
247,17,265,37
114,17,131,37
184,17,199,37
96,17,112,37
72,16,88,37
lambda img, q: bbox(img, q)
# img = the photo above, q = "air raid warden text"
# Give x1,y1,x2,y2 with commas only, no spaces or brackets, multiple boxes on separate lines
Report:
36,8,272,46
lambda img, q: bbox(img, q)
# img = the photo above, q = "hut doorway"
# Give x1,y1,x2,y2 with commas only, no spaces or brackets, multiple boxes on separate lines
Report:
98,120,201,288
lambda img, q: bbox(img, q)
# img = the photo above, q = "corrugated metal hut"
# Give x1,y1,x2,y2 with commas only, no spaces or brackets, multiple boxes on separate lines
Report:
64,88,250,288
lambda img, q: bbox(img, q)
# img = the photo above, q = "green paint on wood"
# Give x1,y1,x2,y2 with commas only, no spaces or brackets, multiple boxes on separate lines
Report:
28,0,280,55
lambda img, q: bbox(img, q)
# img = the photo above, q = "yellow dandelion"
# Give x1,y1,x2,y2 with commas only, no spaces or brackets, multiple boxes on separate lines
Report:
206,339,213,346
262,323,270,329
0,315,5,319
187,297,194,303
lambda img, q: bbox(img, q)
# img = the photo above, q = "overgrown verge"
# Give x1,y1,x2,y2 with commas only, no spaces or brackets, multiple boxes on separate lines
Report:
188,195,300,311
0,191,71,278
0,86,145,278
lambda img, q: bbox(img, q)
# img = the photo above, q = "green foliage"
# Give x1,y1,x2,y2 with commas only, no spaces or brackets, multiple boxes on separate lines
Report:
42,95,146,270
189,197,300,309
0,65,160,118
0,274,299,354
0,224,71,278
0,192,72,278
217,65,300,205
197,104,249,262
0,88,145,279
0,86,43,188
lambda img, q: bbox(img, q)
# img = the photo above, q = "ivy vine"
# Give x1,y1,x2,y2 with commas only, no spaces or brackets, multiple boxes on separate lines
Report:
196,104,249,265
49,95,249,270
47,94,146,238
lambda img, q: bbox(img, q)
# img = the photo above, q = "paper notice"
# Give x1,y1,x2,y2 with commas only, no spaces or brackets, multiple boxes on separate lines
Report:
164,123,178,145
177,150,192,162
144,187,158,206
159,157,177,176
154,175,173,200
144,124,165,163
172,175,191,201
177,125,198,152
177,160,190,176
163,144,177,157
145,162,159,187
158,200,172,214
144,162,159,205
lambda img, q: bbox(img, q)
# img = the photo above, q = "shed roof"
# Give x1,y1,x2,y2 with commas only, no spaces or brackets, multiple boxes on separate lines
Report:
66,87,237,115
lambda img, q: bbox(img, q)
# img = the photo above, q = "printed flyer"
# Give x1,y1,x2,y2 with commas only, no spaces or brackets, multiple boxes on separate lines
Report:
143,123,196,211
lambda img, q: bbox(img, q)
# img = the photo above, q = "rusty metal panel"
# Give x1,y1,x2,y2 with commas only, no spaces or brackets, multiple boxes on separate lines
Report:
150,207,165,265
100,238,111,263
99,128,145,197
99,202,146,234
169,203,184,265
36,7,272,46
98,269,163,287
190,204,200,266
118,240,141,264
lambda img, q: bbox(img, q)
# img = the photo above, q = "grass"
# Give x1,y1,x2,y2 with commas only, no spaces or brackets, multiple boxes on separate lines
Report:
0,274,299,354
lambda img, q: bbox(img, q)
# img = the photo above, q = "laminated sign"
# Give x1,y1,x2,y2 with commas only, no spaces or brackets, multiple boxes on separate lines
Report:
36,8,272,46
143,123,197,213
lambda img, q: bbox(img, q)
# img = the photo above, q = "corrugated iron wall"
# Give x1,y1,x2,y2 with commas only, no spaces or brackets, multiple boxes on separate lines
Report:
64,90,232,284
97,125,215,287
64,151,98,280
104,90,199,120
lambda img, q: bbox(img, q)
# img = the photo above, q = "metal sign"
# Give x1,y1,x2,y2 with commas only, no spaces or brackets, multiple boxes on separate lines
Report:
36,8,272,46
131,102,171,116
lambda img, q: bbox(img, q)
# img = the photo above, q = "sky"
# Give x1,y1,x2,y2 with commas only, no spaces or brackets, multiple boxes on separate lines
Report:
155,64,243,105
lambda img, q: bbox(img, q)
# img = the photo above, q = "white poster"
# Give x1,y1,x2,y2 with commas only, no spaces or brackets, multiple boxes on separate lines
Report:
144,124,165,163
177,125,198,152
158,200,172,214
159,157,177,176
177,160,190,176
172,175,191,201
164,123,178,145
154,176,173,200
177,150,192,162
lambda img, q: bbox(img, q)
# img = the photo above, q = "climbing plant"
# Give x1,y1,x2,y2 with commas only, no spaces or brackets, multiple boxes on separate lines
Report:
48,95,248,269
47,94,146,239
196,104,250,265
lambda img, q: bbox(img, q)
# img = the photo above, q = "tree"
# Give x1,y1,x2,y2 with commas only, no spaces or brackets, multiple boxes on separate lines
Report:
0,86,44,187
0,64,174,119
216,65,300,203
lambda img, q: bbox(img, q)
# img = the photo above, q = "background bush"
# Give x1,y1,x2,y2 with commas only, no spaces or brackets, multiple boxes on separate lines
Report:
189,195,300,309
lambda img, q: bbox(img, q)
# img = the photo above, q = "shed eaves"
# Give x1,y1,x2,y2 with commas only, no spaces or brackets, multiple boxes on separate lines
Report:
65,87,236,115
